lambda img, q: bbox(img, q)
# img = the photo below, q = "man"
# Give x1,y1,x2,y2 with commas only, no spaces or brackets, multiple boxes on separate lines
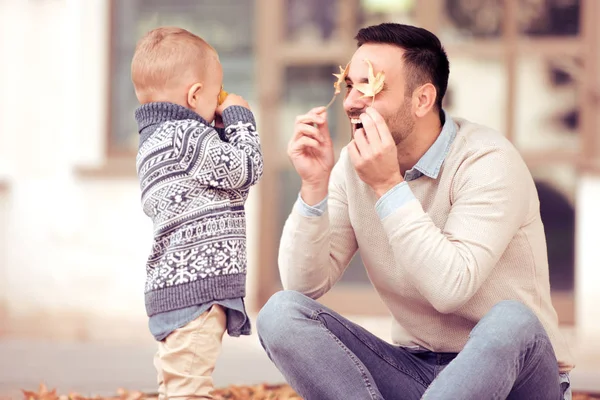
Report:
257,23,574,399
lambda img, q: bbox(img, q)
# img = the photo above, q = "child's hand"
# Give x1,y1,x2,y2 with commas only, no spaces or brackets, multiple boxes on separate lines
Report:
213,114,224,128
217,93,251,114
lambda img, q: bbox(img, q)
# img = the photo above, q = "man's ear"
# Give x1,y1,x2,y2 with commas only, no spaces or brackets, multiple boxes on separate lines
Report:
413,83,437,118
187,83,203,108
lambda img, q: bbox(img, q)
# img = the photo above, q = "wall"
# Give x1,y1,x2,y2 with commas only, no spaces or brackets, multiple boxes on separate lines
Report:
576,176,600,338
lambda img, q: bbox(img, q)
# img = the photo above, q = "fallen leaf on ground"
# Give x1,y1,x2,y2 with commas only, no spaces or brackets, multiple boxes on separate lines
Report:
21,383,600,400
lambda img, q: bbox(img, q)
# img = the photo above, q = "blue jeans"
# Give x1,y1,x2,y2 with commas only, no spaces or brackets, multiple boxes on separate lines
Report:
257,291,569,400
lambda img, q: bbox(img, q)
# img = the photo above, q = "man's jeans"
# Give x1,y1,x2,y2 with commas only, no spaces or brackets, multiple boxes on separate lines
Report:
257,291,570,400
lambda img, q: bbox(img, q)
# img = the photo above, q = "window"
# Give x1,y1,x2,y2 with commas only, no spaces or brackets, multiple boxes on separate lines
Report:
108,0,596,323
108,0,255,156
255,0,594,323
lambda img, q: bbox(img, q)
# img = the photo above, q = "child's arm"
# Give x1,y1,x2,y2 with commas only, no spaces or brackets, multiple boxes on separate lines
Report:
221,104,263,183
178,106,262,190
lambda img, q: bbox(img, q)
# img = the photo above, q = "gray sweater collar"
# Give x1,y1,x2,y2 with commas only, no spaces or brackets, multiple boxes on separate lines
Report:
135,102,209,142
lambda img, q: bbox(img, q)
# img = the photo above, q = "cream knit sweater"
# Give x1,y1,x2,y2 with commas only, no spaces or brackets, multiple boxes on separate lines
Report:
278,117,574,373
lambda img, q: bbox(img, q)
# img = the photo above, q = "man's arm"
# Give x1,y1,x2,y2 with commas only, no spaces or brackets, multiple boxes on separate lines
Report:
278,153,358,299
181,105,263,190
349,107,532,314
379,146,532,313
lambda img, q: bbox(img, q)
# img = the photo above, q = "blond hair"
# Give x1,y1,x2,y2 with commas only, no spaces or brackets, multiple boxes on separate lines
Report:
131,27,216,103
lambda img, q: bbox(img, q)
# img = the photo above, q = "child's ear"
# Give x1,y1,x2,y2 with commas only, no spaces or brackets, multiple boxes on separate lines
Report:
187,83,203,108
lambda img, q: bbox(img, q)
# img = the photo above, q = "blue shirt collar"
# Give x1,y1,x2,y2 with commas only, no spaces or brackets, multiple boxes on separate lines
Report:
404,110,457,181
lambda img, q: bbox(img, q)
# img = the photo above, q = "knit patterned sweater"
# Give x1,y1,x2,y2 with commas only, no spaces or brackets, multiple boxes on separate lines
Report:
279,116,574,373
135,103,263,317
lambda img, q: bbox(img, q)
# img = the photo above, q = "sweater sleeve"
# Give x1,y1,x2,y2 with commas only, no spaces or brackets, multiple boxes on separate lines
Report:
380,145,532,314
180,106,263,190
278,151,358,299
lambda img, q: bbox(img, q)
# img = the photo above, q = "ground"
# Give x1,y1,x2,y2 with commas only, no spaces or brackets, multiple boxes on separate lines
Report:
2,330,599,399
15,383,600,400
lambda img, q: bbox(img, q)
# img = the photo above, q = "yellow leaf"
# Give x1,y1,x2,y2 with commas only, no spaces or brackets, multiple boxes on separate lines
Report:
325,62,350,109
332,63,349,95
217,86,228,105
354,59,385,98
22,390,38,400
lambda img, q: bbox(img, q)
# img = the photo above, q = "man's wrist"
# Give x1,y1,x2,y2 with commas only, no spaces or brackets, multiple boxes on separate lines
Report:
300,179,329,206
375,181,415,219
296,193,327,217
373,175,404,198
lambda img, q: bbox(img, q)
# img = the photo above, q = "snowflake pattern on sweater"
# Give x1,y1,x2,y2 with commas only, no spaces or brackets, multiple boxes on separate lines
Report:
135,104,262,315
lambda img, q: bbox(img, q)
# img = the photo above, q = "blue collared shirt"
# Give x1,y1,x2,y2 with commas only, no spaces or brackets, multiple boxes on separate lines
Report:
297,111,457,218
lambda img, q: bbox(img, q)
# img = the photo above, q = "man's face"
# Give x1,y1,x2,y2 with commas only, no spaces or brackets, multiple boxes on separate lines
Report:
343,43,415,144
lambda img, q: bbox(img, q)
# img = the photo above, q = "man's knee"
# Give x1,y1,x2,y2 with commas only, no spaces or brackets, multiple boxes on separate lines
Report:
488,300,540,329
257,290,310,345
475,300,547,346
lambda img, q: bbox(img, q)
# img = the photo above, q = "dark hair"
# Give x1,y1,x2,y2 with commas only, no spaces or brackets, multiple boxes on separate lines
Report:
355,23,449,111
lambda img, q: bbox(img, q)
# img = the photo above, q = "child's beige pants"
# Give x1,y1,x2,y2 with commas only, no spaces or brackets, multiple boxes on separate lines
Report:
153,305,227,399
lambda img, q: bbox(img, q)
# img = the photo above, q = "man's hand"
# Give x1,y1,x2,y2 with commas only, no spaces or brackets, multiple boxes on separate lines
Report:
288,106,335,205
348,107,403,197
216,93,250,113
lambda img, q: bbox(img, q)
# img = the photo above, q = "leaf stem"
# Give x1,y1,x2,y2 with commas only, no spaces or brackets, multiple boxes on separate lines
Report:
325,93,337,109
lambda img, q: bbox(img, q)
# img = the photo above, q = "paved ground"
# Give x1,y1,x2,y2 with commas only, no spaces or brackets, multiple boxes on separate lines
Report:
0,335,284,398
1,324,599,398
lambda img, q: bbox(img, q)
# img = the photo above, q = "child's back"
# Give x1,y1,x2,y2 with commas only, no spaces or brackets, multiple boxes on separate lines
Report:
131,26,263,399
137,105,262,311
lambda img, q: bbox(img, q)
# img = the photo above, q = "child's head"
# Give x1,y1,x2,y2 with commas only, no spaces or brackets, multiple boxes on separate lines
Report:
131,27,223,123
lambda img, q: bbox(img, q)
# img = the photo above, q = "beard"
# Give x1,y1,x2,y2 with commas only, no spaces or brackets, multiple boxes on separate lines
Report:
386,97,415,145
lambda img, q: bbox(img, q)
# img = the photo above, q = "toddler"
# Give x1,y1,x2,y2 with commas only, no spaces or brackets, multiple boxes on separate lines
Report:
131,26,263,399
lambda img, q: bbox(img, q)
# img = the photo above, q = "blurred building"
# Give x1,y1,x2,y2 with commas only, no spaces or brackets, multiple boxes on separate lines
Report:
0,0,598,352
